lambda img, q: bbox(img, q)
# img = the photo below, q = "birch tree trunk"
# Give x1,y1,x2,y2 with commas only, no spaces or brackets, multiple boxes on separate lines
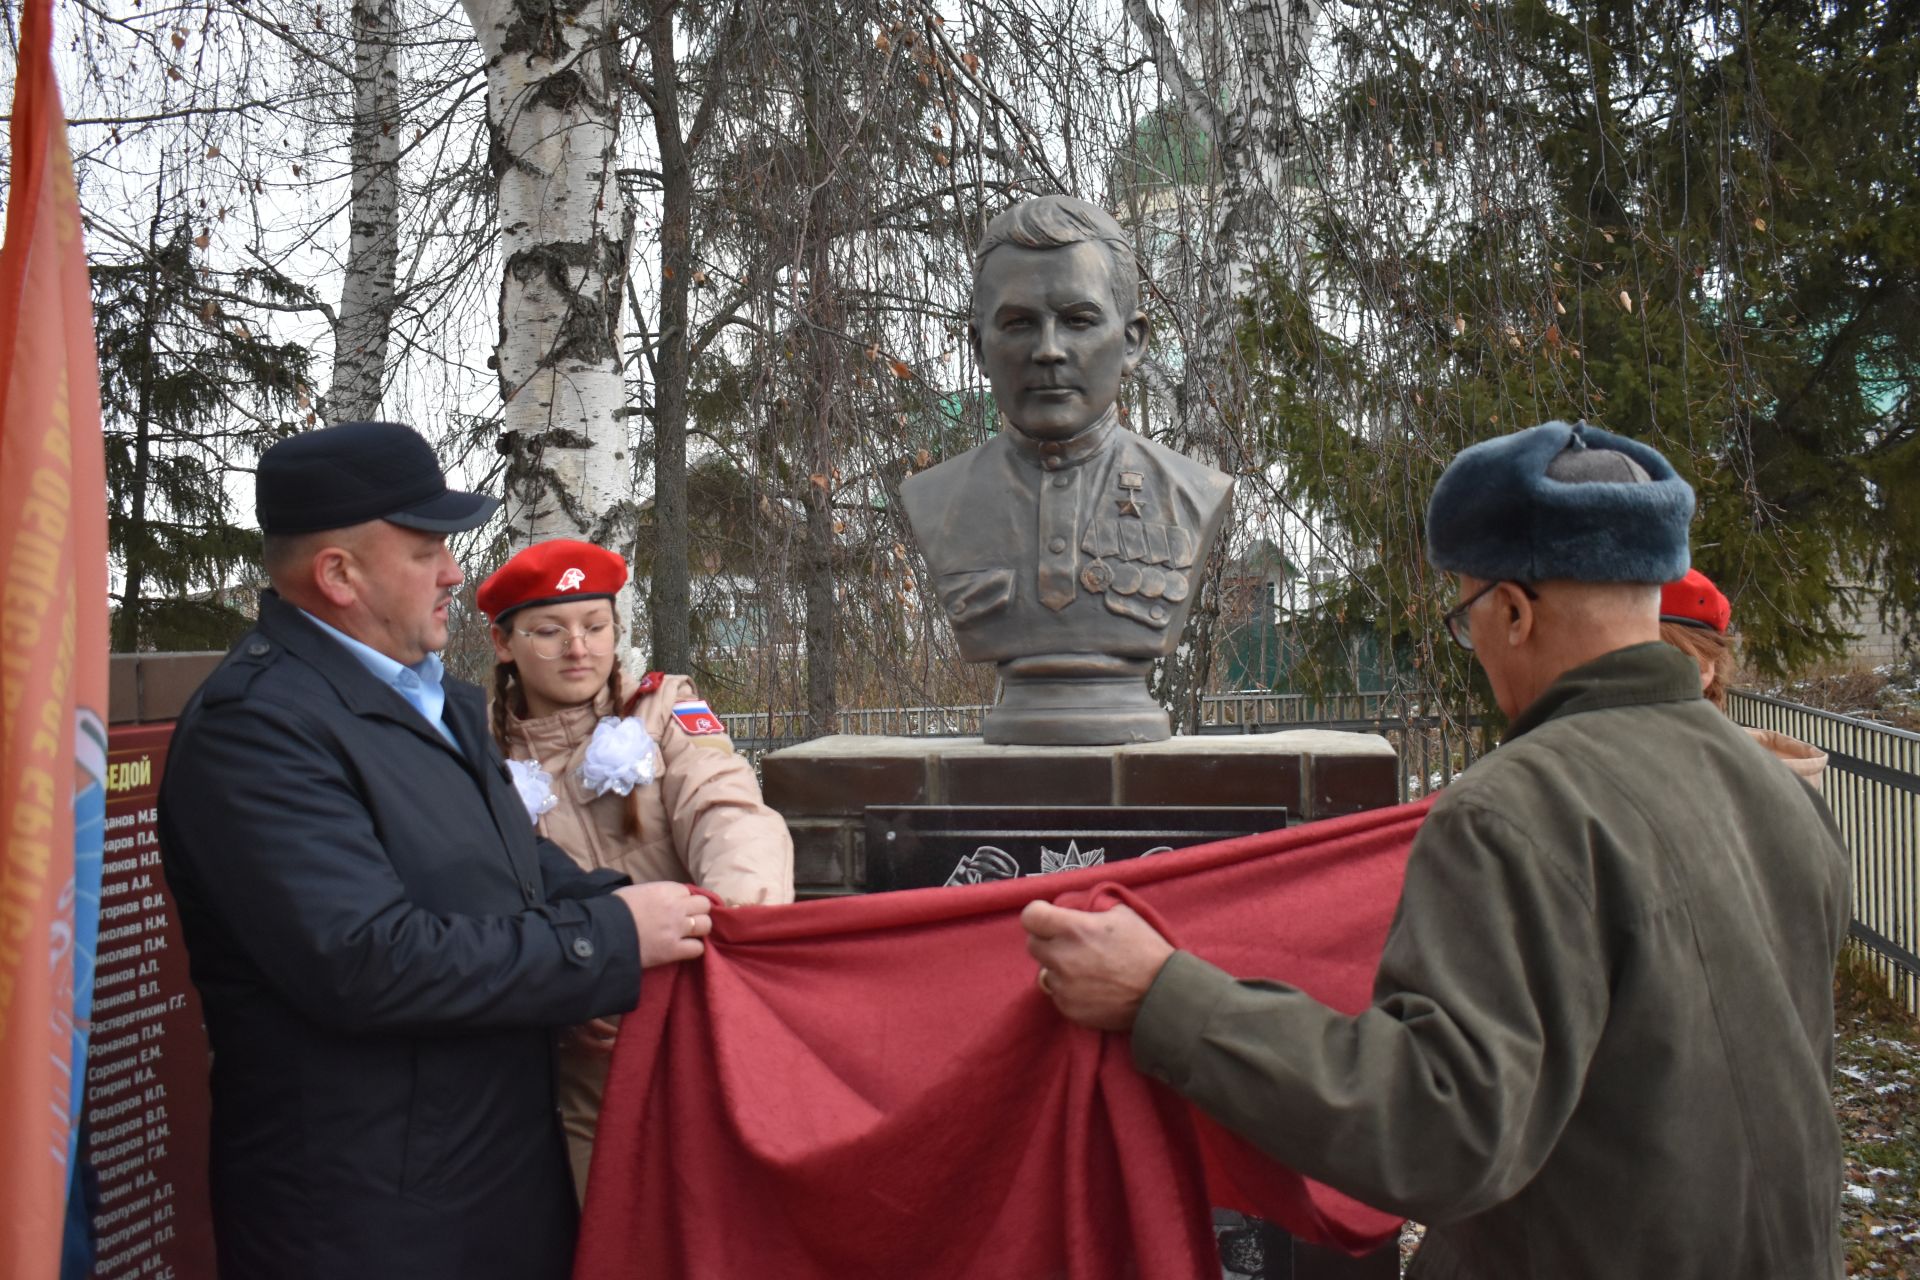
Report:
463,0,632,564
327,0,401,423
1127,0,1316,723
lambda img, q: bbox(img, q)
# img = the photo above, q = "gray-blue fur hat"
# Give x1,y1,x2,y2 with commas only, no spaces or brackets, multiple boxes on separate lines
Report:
1424,421,1694,584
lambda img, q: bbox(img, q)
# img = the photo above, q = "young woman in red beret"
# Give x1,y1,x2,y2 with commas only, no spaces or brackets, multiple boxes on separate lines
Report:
1660,567,1827,788
477,538,793,1198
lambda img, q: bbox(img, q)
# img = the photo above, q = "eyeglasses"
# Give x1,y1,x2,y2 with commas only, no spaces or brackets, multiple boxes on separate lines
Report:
1442,581,1538,651
514,620,619,660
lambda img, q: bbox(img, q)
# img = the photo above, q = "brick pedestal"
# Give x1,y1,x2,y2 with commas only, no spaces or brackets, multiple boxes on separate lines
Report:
764,730,1399,899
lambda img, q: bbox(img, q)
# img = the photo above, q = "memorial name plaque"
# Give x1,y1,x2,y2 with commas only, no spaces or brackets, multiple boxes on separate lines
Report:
865,804,1290,893
83,723,216,1280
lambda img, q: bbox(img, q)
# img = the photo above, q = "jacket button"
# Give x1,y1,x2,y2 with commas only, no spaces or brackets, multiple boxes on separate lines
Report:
571,937,595,959
1047,537,1067,554
246,641,270,657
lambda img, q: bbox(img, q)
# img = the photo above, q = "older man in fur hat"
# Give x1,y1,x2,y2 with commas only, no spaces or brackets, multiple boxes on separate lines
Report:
1024,421,1850,1278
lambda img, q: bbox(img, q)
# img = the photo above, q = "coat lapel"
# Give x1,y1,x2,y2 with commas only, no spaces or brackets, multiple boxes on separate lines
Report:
443,684,545,888
257,594,466,759
256,593,542,888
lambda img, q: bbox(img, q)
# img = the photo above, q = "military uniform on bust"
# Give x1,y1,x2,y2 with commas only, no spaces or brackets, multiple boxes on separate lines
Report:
903,407,1232,658
900,194,1235,744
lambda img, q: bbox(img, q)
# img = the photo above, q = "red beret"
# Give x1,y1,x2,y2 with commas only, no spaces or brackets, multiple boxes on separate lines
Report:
1659,567,1730,634
476,539,628,623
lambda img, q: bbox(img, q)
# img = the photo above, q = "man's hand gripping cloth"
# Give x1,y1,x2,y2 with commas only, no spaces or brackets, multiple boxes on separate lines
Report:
577,799,1430,1279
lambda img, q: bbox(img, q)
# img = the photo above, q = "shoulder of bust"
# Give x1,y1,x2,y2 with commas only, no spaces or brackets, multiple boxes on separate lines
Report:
900,436,1013,537
903,435,1003,490
1117,430,1233,497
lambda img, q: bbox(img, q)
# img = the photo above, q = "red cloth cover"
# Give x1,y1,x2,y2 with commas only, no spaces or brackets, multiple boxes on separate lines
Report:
577,798,1431,1280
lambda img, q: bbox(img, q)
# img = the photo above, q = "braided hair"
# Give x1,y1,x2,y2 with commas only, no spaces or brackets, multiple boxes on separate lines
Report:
489,660,519,752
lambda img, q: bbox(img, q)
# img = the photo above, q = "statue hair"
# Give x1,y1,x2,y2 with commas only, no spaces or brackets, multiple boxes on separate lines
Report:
971,195,1140,320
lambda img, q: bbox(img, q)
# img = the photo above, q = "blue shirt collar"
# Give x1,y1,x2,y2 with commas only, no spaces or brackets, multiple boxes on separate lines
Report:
297,608,457,746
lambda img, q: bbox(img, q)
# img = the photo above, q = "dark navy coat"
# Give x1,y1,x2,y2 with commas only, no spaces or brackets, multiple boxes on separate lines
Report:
158,592,642,1280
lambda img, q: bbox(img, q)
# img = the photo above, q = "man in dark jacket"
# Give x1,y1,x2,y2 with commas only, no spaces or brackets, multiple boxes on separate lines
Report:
1024,421,1850,1278
159,422,713,1280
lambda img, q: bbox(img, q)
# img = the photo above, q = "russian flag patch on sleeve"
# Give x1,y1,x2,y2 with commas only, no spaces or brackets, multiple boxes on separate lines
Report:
671,699,726,736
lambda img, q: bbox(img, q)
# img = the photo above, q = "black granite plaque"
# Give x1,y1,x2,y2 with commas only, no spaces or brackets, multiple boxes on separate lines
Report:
863,804,1290,893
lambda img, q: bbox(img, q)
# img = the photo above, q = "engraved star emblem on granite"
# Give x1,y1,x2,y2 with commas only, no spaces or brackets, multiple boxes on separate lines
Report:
1039,840,1106,876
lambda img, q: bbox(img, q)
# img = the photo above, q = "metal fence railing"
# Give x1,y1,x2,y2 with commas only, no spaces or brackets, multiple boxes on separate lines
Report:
1726,690,1920,1014
722,705,990,755
1196,691,1405,728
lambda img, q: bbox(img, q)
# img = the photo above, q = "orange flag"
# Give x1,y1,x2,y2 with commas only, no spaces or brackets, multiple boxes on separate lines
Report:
0,0,112,1272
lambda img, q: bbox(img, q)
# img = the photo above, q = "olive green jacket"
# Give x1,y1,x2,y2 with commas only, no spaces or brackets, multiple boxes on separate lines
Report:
1135,643,1848,1278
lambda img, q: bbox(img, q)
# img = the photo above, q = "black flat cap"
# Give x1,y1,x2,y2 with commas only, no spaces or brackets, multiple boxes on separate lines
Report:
257,421,499,536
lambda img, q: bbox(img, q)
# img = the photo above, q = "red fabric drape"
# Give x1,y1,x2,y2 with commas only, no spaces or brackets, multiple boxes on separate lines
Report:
578,798,1431,1280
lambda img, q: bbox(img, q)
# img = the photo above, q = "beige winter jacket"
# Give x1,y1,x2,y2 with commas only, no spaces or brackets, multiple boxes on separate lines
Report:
504,675,793,904
1749,726,1829,791
501,673,793,1197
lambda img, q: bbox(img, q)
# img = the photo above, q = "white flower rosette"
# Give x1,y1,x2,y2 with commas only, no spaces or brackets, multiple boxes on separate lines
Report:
577,715,661,798
505,758,558,824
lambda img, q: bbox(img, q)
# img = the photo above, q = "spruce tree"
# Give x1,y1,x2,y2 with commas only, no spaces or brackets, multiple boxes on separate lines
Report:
1246,0,1918,691
94,217,315,651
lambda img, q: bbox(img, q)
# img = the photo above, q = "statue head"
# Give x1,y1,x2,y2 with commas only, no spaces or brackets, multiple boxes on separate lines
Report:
969,196,1149,441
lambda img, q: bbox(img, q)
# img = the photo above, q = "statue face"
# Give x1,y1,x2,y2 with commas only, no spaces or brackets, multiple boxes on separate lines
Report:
970,241,1147,441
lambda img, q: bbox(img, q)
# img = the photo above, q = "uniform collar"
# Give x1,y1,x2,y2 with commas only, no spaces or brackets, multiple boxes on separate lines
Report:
504,682,617,756
1002,406,1120,472
1503,641,1703,742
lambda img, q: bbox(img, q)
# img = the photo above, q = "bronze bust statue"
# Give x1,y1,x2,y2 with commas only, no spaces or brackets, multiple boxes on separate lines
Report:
900,196,1233,744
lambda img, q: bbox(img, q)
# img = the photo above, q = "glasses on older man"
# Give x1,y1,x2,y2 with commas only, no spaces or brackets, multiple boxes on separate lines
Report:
1443,581,1538,651
514,620,620,660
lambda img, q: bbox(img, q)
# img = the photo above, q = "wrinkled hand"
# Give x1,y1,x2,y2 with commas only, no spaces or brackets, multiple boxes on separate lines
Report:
564,1016,620,1055
1021,900,1175,1032
614,882,712,968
